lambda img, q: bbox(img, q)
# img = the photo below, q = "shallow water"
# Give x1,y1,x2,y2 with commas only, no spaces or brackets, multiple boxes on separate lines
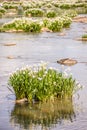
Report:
0,17,87,130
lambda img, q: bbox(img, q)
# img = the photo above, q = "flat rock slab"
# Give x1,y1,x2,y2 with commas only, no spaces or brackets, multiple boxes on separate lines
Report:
73,16,87,23
57,58,77,66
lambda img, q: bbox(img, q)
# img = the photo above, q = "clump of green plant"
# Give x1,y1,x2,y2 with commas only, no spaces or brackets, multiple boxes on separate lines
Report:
24,9,44,17
2,18,42,32
2,3,9,9
76,6,87,14
47,19,63,32
0,7,6,14
61,16,72,28
46,11,56,18
24,21,41,32
22,2,35,10
46,3,53,8
60,4,71,9
53,2,59,7
2,2,18,10
8,62,79,103
64,10,77,18
0,12,3,18
8,4,18,9
82,34,87,38
43,18,49,27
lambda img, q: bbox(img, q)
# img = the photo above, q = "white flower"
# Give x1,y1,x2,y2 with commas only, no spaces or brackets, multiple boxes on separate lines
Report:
38,77,42,81
40,61,48,68
53,82,56,85
32,75,35,78
49,67,53,70
44,70,47,74
63,71,68,77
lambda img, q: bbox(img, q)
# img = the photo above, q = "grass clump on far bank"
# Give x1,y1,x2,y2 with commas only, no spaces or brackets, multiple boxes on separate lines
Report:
8,62,80,103
46,11,56,18
24,9,44,17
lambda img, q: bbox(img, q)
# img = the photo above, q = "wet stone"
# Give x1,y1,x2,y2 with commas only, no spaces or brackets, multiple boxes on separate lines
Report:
7,56,15,59
57,58,77,66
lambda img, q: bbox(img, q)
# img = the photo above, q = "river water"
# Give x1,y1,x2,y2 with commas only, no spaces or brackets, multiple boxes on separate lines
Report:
0,17,87,130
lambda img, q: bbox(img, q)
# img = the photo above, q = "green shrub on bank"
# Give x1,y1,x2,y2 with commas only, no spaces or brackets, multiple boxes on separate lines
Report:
76,7,87,14
0,7,6,14
2,3,9,9
43,18,49,27
46,11,56,18
0,12,3,18
22,3,34,10
8,62,79,102
3,3,18,10
60,4,71,9
1,1,87,16
24,9,44,17
2,2,18,10
64,10,77,18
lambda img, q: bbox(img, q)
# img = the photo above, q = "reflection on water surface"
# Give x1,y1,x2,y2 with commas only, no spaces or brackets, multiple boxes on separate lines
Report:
11,99,75,130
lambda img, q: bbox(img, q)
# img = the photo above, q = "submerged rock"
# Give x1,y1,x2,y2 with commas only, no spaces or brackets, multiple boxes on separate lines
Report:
57,58,77,66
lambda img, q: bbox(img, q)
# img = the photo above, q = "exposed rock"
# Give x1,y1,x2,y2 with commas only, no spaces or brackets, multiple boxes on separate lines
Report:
4,43,16,46
7,56,14,59
58,32,66,36
81,38,87,41
41,27,52,32
73,16,87,23
76,38,87,41
57,58,77,66
5,30,23,33
15,98,28,104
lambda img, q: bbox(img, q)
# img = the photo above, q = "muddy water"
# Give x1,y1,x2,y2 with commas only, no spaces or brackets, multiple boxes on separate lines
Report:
0,17,87,130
